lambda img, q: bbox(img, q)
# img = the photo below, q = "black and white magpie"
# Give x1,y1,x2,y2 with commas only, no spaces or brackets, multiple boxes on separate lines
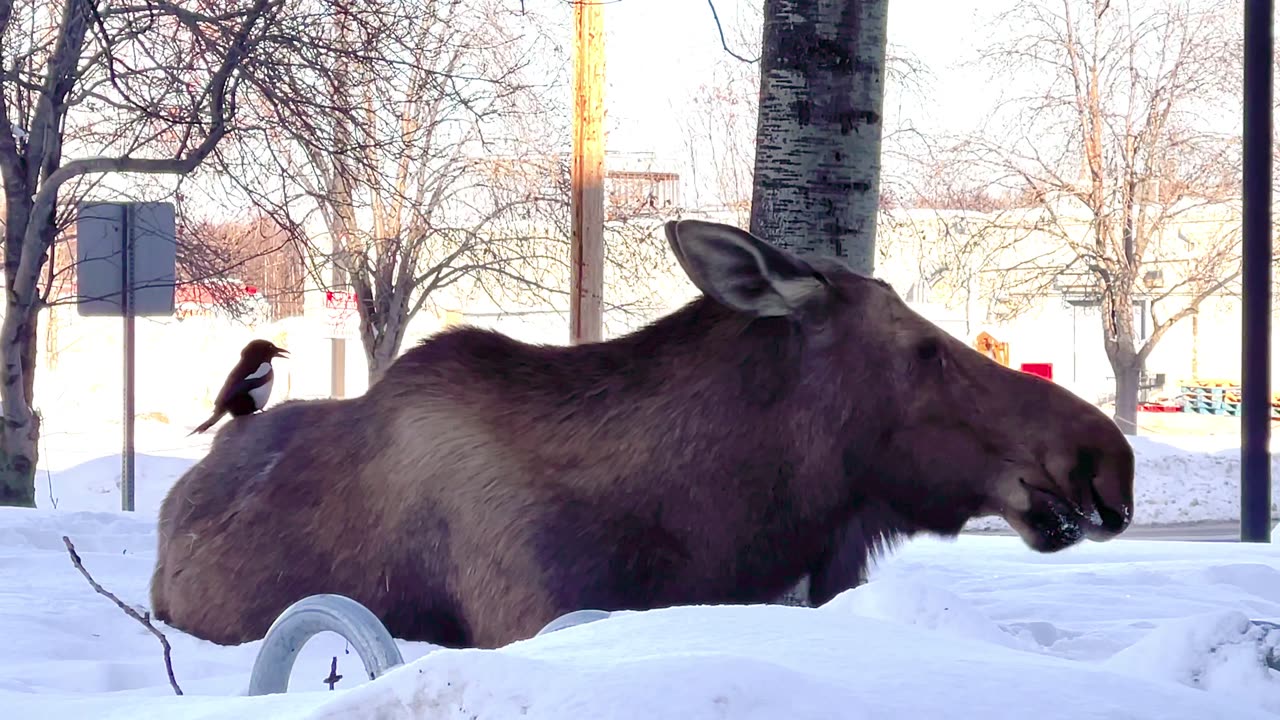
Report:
189,339,289,435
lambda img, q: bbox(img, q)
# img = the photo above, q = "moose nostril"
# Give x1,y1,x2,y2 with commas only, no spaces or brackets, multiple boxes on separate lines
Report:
1089,480,1128,533
1071,447,1128,533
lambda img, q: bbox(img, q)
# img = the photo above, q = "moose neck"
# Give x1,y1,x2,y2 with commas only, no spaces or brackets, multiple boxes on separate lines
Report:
559,297,845,463
617,297,806,400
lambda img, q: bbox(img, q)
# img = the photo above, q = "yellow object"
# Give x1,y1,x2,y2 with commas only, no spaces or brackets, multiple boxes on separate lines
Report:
974,331,1010,367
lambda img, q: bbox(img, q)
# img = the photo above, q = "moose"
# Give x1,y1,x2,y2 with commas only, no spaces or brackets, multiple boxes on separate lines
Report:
150,218,1134,649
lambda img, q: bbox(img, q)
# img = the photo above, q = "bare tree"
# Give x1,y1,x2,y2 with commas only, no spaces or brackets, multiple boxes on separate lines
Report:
681,2,763,225
876,217,1041,336
472,152,680,330
175,212,306,322
0,0,412,506
967,0,1244,432
230,0,670,380
681,64,758,226
875,147,1094,335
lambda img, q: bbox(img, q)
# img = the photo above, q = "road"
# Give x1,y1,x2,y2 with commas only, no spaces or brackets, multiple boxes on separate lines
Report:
964,521,1258,542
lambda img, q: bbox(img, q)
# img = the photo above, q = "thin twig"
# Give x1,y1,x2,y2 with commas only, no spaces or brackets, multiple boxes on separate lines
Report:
324,655,343,690
39,410,56,509
62,535,183,695
706,0,759,63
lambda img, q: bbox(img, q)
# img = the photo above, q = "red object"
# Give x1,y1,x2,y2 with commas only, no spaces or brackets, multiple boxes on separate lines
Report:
325,290,357,309
1020,362,1054,381
175,282,259,306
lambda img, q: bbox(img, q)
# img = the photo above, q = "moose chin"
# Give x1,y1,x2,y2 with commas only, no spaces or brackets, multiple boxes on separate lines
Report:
150,218,1135,650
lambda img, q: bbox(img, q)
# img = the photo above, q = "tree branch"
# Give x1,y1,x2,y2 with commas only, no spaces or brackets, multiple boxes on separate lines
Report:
62,535,182,696
705,0,759,64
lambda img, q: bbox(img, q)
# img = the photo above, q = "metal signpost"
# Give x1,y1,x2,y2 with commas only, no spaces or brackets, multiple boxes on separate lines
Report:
1240,0,1273,543
76,202,177,512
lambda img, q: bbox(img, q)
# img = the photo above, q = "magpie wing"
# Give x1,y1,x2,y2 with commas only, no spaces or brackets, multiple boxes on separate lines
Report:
215,362,273,407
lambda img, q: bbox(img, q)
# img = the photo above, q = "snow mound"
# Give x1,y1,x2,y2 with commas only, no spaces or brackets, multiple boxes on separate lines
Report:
1127,437,1280,525
40,454,196,513
820,576,1034,650
1194,562,1280,600
258,606,1280,719
313,637,868,720
1103,610,1280,714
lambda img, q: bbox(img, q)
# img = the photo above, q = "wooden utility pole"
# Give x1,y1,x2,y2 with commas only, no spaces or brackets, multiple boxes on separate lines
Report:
570,0,605,344
330,264,346,399
329,239,349,398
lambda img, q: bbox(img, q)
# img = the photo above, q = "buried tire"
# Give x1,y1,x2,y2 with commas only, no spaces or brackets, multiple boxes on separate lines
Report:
246,594,406,696
247,596,614,696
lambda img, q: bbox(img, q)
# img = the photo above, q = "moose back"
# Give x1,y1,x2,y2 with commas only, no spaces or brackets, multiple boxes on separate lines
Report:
150,218,1135,649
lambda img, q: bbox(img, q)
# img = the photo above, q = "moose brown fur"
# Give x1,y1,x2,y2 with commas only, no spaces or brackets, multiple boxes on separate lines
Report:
150,219,1135,649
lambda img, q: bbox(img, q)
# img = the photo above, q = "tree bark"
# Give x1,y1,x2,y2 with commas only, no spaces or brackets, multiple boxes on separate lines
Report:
0,302,41,507
357,285,411,386
749,0,890,275
0,182,47,507
747,0,890,607
1112,360,1141,435
1101,282,1141,435
362,323,406,385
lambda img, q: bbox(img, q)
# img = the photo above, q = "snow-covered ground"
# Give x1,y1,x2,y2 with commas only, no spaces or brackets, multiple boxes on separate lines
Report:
2,423,1279,717
3,508,1280,718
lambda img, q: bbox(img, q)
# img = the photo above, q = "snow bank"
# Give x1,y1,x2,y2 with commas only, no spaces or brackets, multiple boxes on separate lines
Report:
1103,610,1280,714
37,454,199,513
4,510,1280,718
1125,436,1280,525
8,603,1279,719
295,603,1279,720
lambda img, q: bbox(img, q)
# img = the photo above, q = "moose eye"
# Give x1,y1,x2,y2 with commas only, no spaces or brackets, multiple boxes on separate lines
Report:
915,339,941,363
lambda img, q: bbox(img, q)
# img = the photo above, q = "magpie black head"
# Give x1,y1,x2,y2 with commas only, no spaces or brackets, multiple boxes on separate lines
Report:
241,339,288,361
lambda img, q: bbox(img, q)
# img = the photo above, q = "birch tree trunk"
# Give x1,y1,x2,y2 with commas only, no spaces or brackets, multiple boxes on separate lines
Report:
0,247,43,506
0,0,92,507
749,0,890,276
748,0,891,606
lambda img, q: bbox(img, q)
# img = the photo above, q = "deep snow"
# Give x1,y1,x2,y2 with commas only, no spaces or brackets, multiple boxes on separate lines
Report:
3,425,1279,717
3,509,1280,718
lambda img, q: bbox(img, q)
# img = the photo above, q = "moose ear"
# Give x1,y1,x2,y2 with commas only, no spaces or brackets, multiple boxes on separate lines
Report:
663,219,826,317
